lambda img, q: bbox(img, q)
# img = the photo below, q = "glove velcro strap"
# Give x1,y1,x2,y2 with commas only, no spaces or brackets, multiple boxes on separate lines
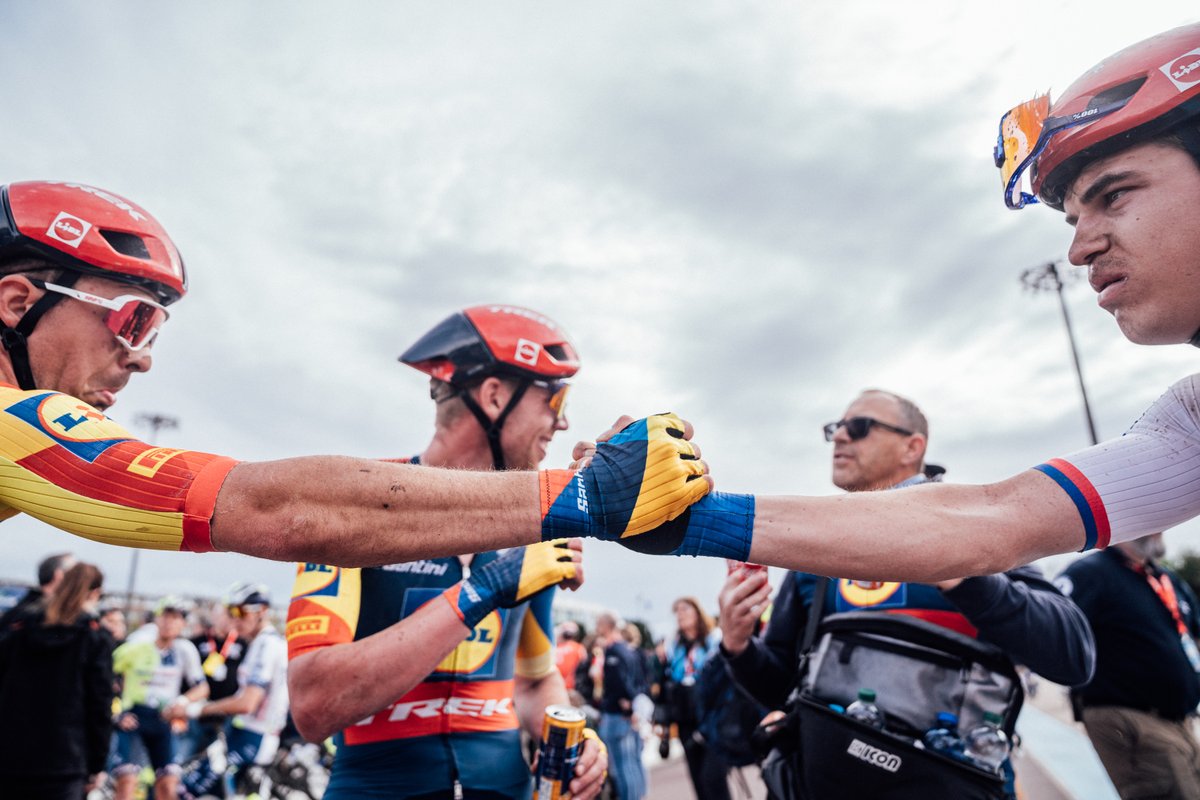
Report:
442,582,490,629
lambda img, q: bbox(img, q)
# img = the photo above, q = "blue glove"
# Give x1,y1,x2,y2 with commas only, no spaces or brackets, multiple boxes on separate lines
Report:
540,413,709,541
444,540,577,629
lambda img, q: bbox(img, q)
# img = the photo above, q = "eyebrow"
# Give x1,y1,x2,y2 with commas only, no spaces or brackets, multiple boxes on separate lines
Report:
1065,170,1136,225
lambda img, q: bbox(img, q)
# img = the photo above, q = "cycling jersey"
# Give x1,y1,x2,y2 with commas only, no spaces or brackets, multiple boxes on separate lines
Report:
0,384,236,551
286,551,558,800
233,624,289,736
1037,374,1200,550
113,628,205,709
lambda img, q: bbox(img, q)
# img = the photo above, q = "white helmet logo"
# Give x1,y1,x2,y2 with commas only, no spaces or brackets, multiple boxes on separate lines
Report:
1162,48,1200,91
515,338,541,366
46,212,92,248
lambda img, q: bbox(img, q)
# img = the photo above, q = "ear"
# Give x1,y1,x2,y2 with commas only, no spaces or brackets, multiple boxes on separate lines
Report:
902,433,928,468
0,274,41,328
472,376,510,419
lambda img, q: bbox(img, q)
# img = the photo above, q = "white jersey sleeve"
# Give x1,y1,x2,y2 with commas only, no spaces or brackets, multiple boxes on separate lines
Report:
234,625,289,735
1035,373,1200,550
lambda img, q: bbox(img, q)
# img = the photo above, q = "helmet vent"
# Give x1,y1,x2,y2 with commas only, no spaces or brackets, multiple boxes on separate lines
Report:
545,344,570,361
1088,77,1146,112
99,229,151,260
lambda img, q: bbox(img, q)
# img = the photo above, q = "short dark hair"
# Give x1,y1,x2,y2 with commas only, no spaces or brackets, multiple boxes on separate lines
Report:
37,552,74,587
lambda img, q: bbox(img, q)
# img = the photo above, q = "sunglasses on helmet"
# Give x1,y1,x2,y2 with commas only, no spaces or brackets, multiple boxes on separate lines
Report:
823,416,914,442
993,93,1132,210
30,278,168,352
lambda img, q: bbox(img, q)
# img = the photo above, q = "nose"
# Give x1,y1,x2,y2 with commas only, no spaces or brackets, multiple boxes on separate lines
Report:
123,341,153,374
554,412,569,432
1067,212,1109,268
831,423,852,444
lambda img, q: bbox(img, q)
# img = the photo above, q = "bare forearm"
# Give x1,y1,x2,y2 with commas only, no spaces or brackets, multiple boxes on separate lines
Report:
748,471,1084,581
289,598,470,741
514,671,570,739
211,457,541,564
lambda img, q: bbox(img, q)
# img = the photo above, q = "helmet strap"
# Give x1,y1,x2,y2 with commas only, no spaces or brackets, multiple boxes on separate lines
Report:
458,379,531,471
0,271,79,391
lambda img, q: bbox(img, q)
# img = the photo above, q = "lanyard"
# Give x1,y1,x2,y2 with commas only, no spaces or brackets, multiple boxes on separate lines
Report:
209,630,238,659
1145,571,1189,636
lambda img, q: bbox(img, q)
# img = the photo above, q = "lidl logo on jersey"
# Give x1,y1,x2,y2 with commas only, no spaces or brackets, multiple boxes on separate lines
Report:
4,392,133,462
403,587,504,676
836,579,907,611
293,563,341,598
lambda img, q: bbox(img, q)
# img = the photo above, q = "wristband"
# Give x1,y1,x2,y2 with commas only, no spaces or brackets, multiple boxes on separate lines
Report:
185,701,205,720
619,491,755,560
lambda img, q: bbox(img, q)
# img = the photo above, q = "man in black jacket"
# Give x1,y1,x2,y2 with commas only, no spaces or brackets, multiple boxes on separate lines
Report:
718,390,1096,797
1057,533,1200,798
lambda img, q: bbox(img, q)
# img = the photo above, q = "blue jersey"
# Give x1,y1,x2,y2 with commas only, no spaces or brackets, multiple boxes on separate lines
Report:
287,552,557,799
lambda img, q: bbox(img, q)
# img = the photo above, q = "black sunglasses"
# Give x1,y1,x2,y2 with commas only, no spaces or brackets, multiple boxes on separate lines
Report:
823,416,914,442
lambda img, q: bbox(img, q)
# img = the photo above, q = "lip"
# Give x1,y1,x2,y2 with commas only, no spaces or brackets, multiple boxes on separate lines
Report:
1095,276,1128,310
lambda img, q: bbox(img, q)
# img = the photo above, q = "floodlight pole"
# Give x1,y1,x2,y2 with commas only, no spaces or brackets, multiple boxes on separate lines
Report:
1020,261,1099,446
126,413,180,607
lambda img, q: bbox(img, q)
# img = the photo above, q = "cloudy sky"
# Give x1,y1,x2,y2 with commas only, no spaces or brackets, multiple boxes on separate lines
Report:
0,2,1196,636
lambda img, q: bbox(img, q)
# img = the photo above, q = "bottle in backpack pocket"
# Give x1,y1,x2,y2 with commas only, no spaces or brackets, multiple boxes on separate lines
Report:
843,688,885,730
923,712,965,760
963,711,1010,772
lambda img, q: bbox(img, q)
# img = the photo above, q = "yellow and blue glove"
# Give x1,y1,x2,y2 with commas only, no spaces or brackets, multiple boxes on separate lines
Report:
538,414,754,559
443,539,577,629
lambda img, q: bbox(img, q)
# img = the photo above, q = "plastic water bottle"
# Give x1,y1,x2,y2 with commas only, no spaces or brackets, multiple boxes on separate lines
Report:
923,711,964,759
844,688,885,729
964,711,1010,772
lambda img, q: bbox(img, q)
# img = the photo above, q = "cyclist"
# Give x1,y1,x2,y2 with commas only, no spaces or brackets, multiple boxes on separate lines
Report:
111,596,207,800
286,306,606,799
614,22,1200,581
0,181,717,566
167,582,288,799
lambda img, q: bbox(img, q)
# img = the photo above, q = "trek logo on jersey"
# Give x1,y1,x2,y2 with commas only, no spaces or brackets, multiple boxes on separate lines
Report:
4,392,132,462
378,695,513,723
836,579,906,611
1162,48,1200,90
344,680,520,744
292,563,341,598
45,212,92,248
515,338,542,366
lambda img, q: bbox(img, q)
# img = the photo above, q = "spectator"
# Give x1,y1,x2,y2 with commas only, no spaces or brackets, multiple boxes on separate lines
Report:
719,389,1094,799
662,596,728,800
0,551,75,631
169,583,288,799
98,599,127,644
0,562,112,799
556,620,588,698
595,611,647,800
1057,532,1200,798
180,602,244,762
111,596,207,800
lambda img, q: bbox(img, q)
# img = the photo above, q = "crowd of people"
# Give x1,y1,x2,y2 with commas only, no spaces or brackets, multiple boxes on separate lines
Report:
0,554,291,800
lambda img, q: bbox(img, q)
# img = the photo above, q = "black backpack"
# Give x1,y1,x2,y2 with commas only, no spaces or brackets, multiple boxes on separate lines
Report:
760,578,1024,800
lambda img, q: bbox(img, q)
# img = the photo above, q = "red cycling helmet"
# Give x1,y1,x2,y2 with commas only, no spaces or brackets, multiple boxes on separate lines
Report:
0,181,186,304
1002,23,1200,210
400,304,580,386
400,305,580,469
0,181,187,391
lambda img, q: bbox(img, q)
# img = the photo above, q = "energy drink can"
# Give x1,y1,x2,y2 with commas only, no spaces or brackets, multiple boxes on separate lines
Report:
533,704,587,799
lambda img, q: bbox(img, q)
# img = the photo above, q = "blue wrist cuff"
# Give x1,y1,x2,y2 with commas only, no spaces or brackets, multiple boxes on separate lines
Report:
675,492,756,560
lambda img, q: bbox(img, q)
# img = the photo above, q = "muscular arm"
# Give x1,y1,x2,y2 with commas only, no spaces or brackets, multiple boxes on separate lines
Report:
212,459,541,565
288,597,471,742
748,472,1084,582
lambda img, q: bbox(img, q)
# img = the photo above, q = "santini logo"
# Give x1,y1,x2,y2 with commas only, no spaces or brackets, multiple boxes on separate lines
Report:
847,739,902,773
